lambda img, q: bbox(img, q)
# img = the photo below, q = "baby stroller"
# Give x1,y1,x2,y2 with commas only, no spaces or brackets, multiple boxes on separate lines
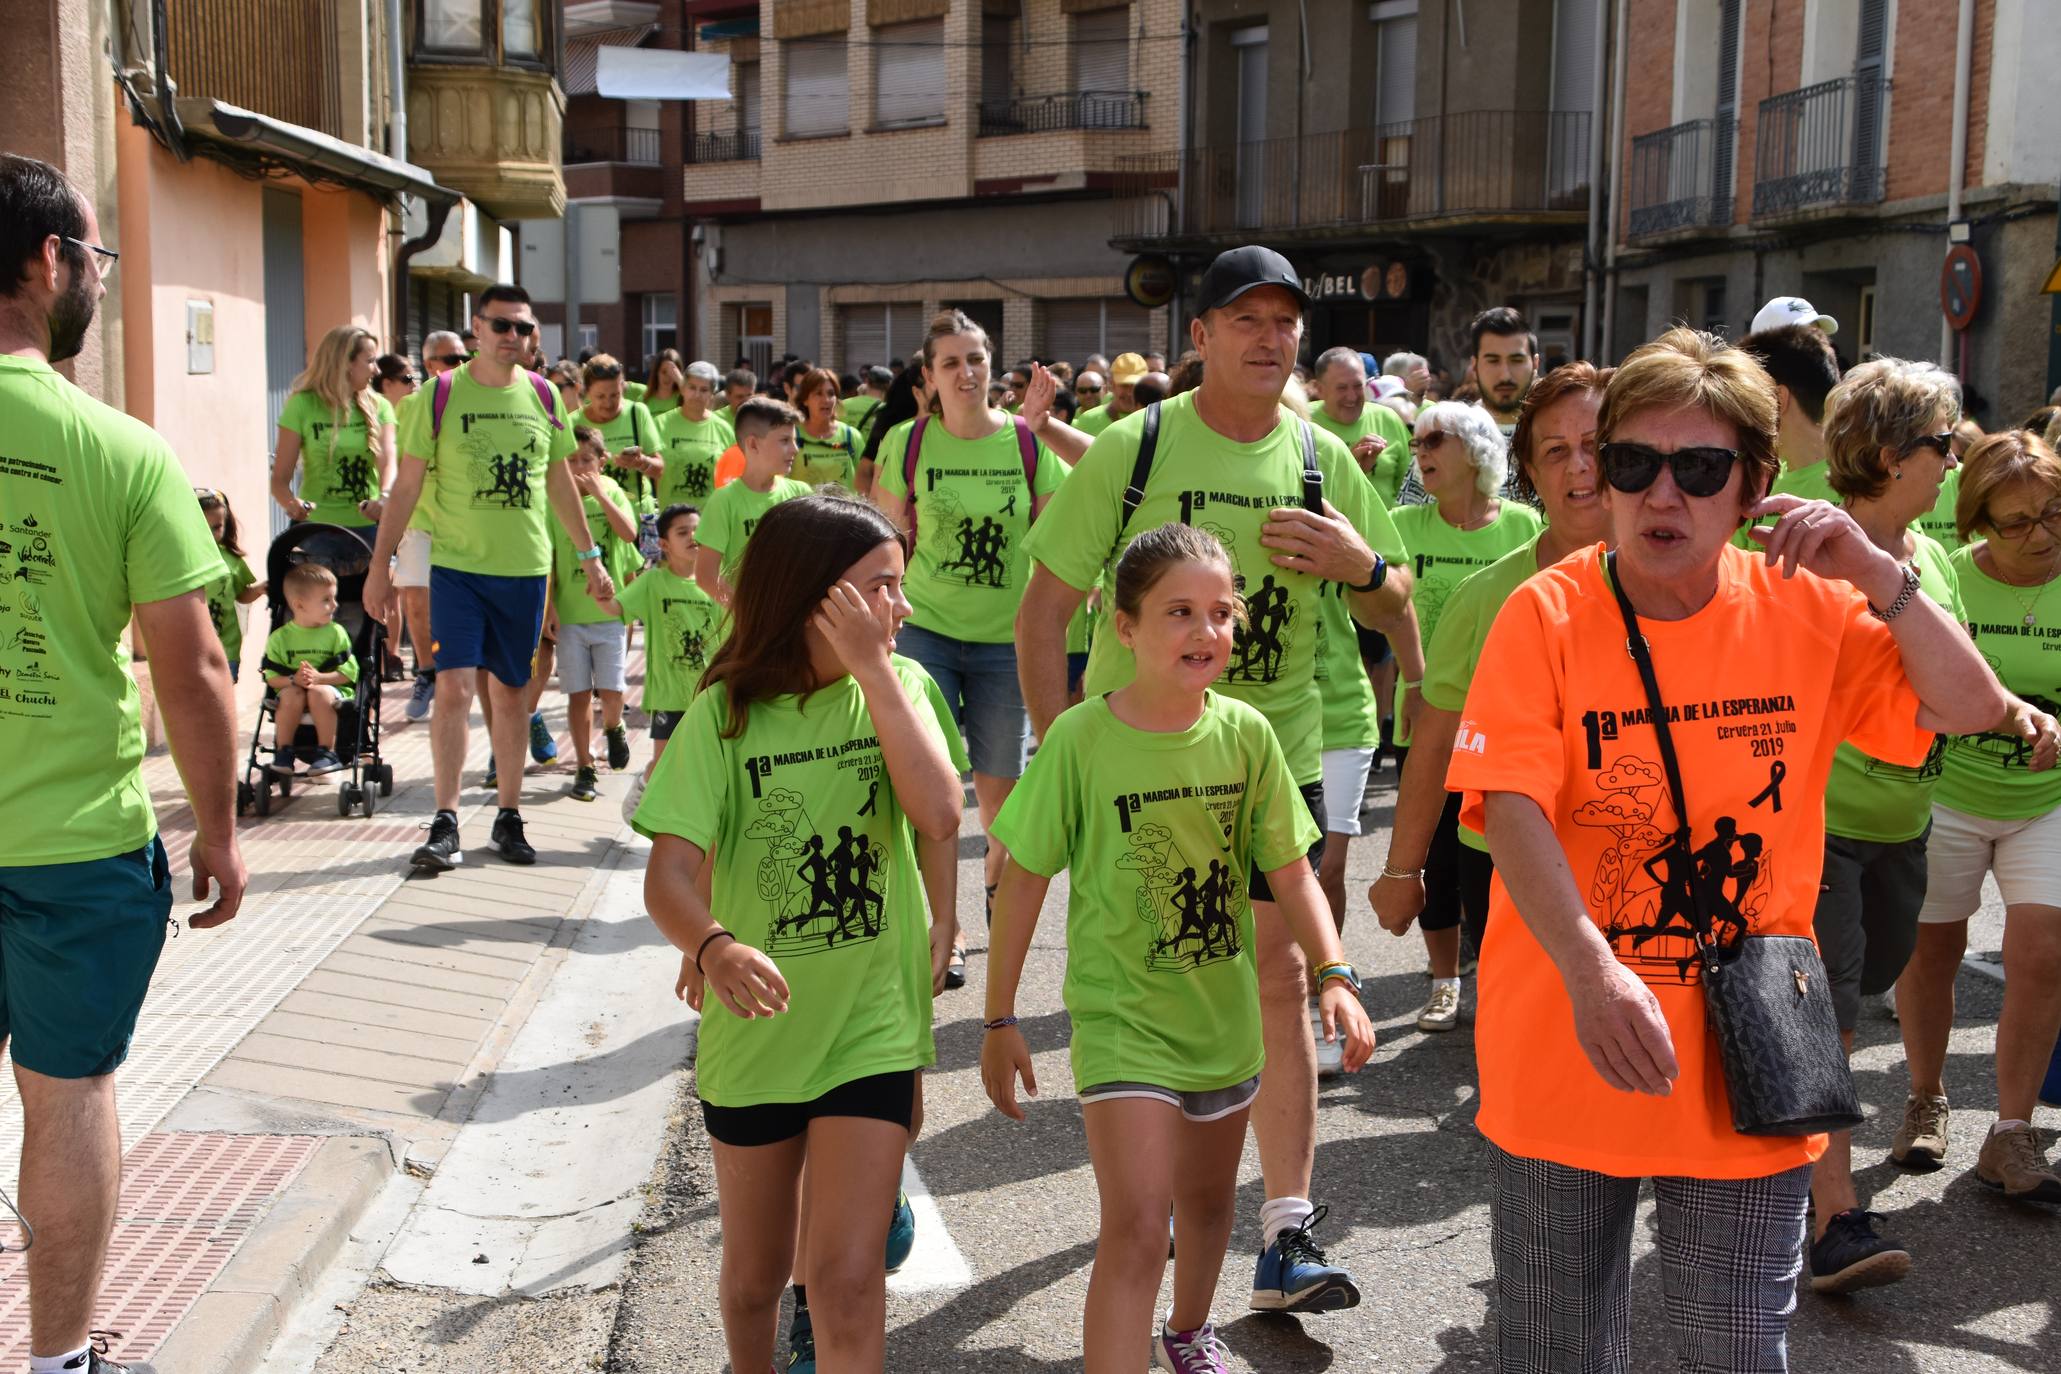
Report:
237,522,395,819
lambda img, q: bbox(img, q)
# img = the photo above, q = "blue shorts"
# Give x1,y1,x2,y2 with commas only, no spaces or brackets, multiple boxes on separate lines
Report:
896,622,1028,779
1,838,173,1078
429,566,549,689
1066,651,1090,695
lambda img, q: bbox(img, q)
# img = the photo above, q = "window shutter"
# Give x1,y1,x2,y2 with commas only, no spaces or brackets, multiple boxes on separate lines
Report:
1044,301,1104,366
1711,0,1742,204
1374,9,1417,127
888,303,924,361
784,36,849,137
1073,9,1130,94
1550,0,1598,114
1102,299,1150,354
842,307,889,374
875,20,945,127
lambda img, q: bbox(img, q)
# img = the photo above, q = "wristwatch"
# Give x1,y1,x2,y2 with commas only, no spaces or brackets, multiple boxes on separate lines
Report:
1347,555,1387,594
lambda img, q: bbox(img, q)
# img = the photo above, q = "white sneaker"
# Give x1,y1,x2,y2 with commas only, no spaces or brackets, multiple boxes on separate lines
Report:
1310,997,1344,1077
619,769,648,827
1879,986,1899,1020
1416,982,1461,1033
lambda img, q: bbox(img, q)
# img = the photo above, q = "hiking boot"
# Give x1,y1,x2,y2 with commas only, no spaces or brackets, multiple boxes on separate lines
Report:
1808,1209,1911,1293
405,672,435,721
1416,982,1462,1033
605,723,631,771
411,813,462,872
570,766,599,802
1889,1094,1949,1169
1976,1123,2061,1205
1310,997,1343,1078
1153,1319,1229,1373
491,810,537,865
528,711,558,763
1250,1206,1359,1313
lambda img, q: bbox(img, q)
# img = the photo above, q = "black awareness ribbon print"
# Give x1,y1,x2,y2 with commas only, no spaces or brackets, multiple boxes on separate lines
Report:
858,779,880,817
1748,759,1786,813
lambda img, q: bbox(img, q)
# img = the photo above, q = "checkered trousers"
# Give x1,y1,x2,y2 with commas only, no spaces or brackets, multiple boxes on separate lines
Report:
1488,1145,1811,1373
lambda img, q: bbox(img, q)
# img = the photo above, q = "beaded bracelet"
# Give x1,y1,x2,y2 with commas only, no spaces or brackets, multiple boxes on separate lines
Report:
982,1015,1020,1031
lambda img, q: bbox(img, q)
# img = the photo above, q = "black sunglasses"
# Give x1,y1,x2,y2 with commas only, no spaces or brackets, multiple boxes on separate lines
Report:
482,317,538,337
430,352,467,367
1599,442,1742,498
1902,431,1956,458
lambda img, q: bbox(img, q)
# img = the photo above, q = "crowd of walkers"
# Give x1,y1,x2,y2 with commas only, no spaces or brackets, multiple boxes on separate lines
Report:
6,144,2061,1374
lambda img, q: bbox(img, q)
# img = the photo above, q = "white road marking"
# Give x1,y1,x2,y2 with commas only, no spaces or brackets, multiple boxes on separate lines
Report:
888,1157,972,1292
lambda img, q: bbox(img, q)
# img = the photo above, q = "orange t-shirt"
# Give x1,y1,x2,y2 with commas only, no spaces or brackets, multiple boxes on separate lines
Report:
1447,543,1931,1178
713,443,745,489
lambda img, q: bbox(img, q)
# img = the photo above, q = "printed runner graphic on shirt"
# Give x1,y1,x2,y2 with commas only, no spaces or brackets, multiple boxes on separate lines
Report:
309,419,376,504
1113,783,1248,972
663,595,715,675
1957,646,2061,770
922,467,1023,590
1170,496,1301,686
459,412,541,510
673,457,714,501
0,510,61,719
742,751,890,957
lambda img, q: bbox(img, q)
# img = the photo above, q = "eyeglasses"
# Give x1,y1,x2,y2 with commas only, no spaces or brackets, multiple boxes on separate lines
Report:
1598,442,1742,498
482,317,537,337
1902,431,1956,458
1987,506,2061,542
63,236,118,277
1415,430,1453,451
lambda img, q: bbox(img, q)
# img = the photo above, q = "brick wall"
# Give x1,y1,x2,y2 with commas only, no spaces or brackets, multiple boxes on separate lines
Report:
1619,0,1677,242
1886,0,1993,202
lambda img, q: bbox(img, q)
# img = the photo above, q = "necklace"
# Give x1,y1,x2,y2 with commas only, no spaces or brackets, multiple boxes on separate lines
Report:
1989,552,2059,625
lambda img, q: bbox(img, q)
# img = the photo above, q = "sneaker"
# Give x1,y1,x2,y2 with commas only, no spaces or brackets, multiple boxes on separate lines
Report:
85,1332,157,1373
1975,1122,2061,1205
483,756,499,791
269,747,296,775
1250,1206,1359,1313
529,711,558,763
1310,997,1344,1078
1416,982,1462,1033
411,813,463,872
620,769,649,827
1889,1094,1949,1169
885,1189,916,1272
305,748,344,776
1153,1319,1229,1373
405,672,435,721
570,765,599,802
605,723,631,771
491,811,537,865
786,1301,815,1373
1808,1209,1911,1293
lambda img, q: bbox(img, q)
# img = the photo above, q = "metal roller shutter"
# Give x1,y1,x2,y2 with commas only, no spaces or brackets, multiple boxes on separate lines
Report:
785,36,849,137
875,20,945,127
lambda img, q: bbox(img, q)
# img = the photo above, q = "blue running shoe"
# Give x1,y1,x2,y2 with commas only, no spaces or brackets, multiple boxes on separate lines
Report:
405,672,434,722
885,1189,916,1273
786,1301,814,1373
529,711,558,763
1250,1205,1360,1313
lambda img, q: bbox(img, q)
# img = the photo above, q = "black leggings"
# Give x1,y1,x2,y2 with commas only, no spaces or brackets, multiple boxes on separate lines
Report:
1422,792,1493,946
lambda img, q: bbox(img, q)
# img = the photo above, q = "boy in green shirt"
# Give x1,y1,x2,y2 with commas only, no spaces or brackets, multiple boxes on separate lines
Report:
551,427,645,801
696,396,810,603
262,562,359,776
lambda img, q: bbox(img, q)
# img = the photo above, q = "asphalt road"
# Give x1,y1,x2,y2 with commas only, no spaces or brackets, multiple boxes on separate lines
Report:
605,771,2061,1373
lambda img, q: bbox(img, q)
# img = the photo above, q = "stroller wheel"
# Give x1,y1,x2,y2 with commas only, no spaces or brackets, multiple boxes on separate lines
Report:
255,782,273,817
360,783,379,818
237,781,254,817
337,784,360,817
372,762,394,796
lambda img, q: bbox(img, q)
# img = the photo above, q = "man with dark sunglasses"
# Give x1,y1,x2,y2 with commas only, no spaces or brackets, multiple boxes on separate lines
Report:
364,284,616,873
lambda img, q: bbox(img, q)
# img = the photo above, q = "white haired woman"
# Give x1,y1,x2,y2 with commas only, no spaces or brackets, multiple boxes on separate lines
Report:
1388,400,1542,1031
654,360,736,507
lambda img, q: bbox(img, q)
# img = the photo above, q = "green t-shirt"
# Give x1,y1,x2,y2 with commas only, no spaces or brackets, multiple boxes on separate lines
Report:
989,692,1319,1093
0,356,226,865
1026,392,1410,786
795,420,862,489
1391,501,1545,653
1917,468,1962,551
398,367,578,577
204,547,257,670
876,418,1064,644
1309,399,1414,507
840,394,883,433
615,564,722,711
654,409,734,506
261,619,359,702
572,401,663,513
1313,463,1383,750
279,390,396,527
1936,544,2061,819
632,660,951,1106
548,475,643,626
395,389,435,534
644,393,681,417
1824,534,1962,842
700,475,812,585
1732,460,1839,549
622,380,648,403
1074,404,1129,438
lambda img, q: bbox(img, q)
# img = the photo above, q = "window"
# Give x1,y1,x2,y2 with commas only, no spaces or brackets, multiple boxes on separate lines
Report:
738,304,776,378
840,303,924,373
738,62,762,136
1043,299,1151,365
642,294,677,364
418,0,547,63
785,36,850,137
424,0,484,50
1369,1,1416,127
1855,284,1877,360
502,0,542,59
578,322,599,356
875,20,946,129
1073,8,1129,94
1232,26,1269,225
982,13,1017,110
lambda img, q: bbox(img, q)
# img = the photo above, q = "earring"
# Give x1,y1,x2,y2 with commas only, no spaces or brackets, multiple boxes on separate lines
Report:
1893,468,1903,481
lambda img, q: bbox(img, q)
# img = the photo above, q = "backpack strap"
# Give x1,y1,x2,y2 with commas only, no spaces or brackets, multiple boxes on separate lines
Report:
1013,416,1040,525
903,415,929,543
529,371,565,429
1299,417,1325,513
1108,400,1162,566
429,370,455,441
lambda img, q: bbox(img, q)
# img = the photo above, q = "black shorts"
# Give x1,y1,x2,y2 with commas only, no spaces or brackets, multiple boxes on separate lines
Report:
1354,622,1393,667
1814,828,1929,1032
1423,792,1493,940
1249,779,1328,902
650,709,685,742
700,1068,918,1148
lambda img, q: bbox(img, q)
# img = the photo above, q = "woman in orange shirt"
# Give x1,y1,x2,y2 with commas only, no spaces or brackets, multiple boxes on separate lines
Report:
1447,328,2045,1372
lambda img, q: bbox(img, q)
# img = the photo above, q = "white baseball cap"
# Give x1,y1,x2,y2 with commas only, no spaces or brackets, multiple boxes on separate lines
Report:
1750,296,1839,336
1369,375,1408,400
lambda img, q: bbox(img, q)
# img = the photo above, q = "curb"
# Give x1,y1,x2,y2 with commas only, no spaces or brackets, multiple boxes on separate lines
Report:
148,1135,395,1374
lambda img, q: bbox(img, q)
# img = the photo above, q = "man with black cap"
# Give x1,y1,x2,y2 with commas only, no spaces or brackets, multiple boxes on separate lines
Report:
1018,243,1419,1317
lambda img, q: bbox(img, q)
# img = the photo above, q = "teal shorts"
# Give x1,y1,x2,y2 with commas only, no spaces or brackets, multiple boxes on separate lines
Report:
1,837,173,1078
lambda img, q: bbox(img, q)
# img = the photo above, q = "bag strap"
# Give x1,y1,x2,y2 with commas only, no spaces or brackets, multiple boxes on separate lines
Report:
903,415,929,542
1117,400,1162,540
1013,416,1039,525
530,371,565,430
430,370,454,440
1298,417,1324,513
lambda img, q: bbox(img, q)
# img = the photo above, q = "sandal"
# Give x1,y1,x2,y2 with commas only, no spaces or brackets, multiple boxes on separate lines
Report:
945,946,967,990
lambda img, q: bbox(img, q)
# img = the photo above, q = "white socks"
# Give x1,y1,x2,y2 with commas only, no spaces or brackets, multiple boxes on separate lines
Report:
28,1349,89,1373
1259,1195,1313,1248
1992,1118,2031,1136
1432,976,1461,993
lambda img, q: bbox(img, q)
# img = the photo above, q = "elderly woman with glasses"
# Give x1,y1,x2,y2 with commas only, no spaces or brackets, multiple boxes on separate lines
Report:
1893,428,2061,1210
1447,328,2034,1373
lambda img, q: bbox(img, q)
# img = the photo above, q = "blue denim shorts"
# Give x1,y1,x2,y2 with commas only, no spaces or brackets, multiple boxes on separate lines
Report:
429,565,549,688
895,622,1029,779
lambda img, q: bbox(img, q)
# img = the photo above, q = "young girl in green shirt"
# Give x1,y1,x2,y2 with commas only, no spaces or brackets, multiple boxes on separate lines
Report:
634,493,963,1374
982,523,1375,1374
197,487,267,684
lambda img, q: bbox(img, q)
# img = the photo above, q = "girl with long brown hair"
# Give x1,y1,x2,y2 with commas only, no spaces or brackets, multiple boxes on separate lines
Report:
271,324,394,528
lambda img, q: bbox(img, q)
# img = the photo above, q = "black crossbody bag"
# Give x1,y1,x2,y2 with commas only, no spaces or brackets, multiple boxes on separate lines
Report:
1605,552,1863,1136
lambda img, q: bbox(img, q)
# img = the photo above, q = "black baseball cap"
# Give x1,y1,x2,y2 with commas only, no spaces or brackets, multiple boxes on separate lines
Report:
1196,245,1309,315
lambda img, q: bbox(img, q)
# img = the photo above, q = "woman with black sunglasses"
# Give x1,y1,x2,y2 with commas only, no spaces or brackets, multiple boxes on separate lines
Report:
1445,328,2034,1373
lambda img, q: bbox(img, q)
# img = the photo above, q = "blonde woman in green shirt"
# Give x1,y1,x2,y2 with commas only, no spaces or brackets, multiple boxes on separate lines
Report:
271,324,395,529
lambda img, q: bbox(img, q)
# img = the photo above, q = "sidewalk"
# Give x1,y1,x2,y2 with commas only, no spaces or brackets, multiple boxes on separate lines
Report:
0,653,654,1371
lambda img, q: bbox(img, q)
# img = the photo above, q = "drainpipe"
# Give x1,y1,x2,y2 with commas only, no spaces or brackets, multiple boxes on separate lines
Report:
386,0,409,349
1942,0,1974,370
150,0,188,156
1581,0,1608,361
1601,0,1628,360
1170,5,1191,347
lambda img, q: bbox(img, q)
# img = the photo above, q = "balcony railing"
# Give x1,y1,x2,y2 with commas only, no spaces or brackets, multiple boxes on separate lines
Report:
565,126,662,165
1753,74,1890,218
1114,110,1591,241
165,0,342,139
688,128,762,164
978,90,1149,137
1627,117,1734,237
